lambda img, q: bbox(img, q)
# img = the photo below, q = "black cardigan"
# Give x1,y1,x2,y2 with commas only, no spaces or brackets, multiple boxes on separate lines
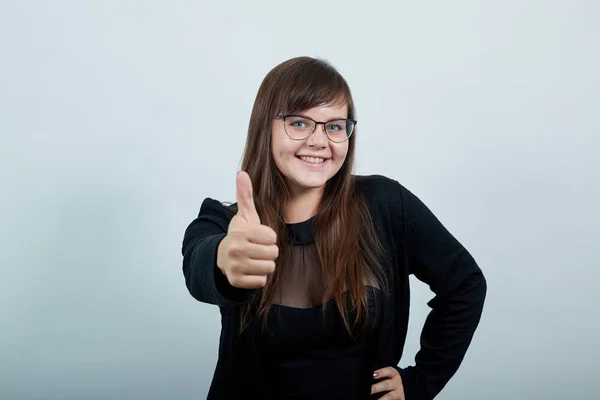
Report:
181,175,487,399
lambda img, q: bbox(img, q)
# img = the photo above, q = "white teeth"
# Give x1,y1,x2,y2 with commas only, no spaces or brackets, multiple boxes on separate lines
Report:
299,156,325,164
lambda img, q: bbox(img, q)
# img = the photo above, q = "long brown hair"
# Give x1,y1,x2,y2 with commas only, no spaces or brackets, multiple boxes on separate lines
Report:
238,56,387,336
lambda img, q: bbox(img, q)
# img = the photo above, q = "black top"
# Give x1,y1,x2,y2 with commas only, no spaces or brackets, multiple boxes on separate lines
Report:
258,297,375,399
256,216,383,399
181,175,487,399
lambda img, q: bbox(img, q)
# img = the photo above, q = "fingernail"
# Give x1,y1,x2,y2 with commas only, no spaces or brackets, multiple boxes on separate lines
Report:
373,372,378,377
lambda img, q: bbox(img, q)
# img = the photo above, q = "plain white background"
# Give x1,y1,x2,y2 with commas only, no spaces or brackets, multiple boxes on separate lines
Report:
1,1,598,399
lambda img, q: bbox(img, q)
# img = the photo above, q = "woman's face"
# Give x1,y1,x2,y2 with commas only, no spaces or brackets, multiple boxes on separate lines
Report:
271,103,350,196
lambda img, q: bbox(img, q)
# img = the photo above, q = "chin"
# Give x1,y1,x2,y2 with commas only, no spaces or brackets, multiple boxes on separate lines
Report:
290,175,329,192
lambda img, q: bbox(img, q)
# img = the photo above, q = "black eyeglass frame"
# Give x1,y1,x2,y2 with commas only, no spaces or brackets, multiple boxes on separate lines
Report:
274,114,357,143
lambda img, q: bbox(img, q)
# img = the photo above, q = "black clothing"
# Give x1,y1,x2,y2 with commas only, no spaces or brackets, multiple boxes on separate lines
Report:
181,175,487,399
257,302,367,399
255,217,383,399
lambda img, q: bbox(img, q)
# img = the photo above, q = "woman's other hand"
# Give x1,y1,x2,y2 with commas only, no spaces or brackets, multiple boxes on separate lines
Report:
371,366,405,400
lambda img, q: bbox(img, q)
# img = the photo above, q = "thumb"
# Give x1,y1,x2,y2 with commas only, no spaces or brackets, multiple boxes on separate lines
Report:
236,171,260,225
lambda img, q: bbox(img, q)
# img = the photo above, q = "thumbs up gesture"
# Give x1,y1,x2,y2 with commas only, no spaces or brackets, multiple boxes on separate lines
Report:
216,171,279,289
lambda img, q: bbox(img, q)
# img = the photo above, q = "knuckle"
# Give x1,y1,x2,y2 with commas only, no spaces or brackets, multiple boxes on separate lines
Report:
229,244,242,257
229,260,242,273
267,227,277,242
229,241,248,257
228,275,240,287
255,275,267,288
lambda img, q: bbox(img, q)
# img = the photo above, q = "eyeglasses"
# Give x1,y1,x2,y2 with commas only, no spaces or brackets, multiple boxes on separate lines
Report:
274,114,356,143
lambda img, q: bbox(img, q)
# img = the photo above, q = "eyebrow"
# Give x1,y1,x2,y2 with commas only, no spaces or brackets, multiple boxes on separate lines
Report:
290,113,348,120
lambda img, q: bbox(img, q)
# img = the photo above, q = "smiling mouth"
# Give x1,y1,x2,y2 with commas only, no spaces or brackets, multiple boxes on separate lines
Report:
297,156,327,164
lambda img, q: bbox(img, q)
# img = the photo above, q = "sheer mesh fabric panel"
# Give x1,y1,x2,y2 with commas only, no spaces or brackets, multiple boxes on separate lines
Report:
272,243,324,308
271,243,379,309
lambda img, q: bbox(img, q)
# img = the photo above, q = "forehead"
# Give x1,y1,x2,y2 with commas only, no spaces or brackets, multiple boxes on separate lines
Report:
295,103,348,120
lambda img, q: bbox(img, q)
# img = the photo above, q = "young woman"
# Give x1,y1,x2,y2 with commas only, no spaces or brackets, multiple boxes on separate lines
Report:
181,57,486,400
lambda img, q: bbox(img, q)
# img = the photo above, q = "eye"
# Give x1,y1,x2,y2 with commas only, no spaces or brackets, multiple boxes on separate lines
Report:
327,124,343,131
290,120,307,128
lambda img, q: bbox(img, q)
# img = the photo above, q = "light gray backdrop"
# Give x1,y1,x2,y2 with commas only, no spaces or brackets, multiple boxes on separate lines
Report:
1,1,598,399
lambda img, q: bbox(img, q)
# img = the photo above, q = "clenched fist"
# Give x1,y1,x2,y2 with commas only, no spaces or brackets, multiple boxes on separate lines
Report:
216,171,279,289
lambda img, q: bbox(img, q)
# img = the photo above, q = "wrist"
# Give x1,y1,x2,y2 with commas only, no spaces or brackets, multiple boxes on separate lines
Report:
216,236,228,276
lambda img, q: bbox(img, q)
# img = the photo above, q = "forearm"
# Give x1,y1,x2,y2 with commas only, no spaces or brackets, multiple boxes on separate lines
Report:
400,270,487,399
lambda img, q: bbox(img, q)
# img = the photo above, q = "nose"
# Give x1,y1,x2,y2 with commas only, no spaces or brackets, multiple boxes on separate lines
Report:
306,123,328,148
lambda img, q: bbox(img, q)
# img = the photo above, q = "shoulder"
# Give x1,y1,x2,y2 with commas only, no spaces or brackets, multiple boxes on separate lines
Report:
195,197,237,229
354,174,426,223
354,174,422,202
353,174,406,225
354,174,405,205
355,174,401,191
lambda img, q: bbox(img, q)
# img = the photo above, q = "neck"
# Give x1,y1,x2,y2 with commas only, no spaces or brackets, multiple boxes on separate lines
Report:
284,187,323,223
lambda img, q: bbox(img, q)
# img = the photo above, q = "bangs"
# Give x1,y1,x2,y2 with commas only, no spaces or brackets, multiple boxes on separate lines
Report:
271,58,353,116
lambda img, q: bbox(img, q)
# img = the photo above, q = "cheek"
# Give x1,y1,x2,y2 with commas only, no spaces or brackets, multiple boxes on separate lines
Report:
271,132,296,167
271,130,284,160
333,143,349,163
273,135,300,157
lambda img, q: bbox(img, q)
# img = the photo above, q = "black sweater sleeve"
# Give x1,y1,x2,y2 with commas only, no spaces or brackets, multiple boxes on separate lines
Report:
395,183,487,399
181,198,257,306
